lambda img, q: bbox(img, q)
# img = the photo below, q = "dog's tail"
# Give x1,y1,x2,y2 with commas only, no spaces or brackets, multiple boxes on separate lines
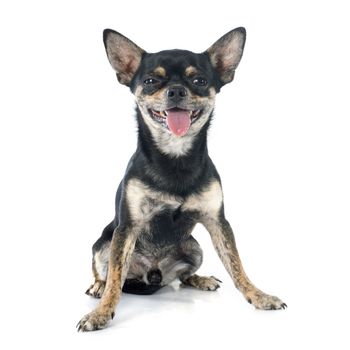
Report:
122,269,163,295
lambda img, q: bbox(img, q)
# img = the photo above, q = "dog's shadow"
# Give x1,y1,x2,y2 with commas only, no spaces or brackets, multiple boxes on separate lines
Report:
85,281,222,328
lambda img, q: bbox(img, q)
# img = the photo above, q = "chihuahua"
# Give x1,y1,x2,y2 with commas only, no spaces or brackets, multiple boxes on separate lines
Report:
77,27,286,332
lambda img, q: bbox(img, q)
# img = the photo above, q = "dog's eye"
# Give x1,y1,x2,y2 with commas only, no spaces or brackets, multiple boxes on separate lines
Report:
144,78,159,85
192,77,207,86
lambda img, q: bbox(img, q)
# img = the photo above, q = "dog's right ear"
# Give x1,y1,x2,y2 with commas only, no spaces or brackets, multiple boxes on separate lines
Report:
103,29,145,86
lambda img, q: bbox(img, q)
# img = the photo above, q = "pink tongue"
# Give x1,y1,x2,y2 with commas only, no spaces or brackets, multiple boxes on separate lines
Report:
166,110,191,137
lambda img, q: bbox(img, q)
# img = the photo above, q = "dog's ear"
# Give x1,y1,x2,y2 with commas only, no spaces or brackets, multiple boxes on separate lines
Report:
206,27,246,85
103,29,145,86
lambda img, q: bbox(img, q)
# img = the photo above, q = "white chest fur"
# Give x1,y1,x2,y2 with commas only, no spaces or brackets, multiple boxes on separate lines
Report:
126,178,223,228
126,179,182,228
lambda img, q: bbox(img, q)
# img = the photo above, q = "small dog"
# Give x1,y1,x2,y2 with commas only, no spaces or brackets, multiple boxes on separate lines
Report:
77,27,286,332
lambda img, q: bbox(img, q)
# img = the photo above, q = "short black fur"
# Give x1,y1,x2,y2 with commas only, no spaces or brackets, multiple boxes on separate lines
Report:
78,30,287,333
92,28,246,294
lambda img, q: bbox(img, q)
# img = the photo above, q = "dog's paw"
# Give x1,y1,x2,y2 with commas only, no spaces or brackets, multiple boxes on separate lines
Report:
76,310,114,332
247,292,287,310
181,275,222,291
85,280,106,298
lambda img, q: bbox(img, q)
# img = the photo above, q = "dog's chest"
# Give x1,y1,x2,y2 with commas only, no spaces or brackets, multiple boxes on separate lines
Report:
126,179,182,226
126,178,223,229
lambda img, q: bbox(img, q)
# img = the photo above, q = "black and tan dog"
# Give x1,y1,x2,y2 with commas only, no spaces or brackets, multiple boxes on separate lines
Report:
77,27,286,332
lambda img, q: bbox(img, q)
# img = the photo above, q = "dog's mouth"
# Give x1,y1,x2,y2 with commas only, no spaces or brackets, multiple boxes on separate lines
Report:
150,108,202,137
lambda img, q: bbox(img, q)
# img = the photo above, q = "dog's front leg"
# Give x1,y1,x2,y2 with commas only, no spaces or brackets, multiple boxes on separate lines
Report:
77,227,137,331
203,216,287,310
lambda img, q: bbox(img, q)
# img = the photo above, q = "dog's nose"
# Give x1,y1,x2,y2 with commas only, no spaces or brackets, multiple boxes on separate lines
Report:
167,86,187,102
147,269,162,285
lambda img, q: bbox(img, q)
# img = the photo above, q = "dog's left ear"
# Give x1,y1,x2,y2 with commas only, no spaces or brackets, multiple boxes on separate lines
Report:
206,27,246,85
103,29,145,86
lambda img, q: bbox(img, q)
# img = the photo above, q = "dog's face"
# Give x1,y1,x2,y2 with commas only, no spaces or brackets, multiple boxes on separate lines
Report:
131,50,218,138
103,28,246,156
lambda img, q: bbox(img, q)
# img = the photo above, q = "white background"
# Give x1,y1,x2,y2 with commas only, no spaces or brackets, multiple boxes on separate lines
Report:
0,0,349,349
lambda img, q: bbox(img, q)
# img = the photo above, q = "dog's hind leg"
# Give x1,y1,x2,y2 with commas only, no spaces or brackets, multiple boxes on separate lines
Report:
85,245,109,298
170,236,222,292
180,274,222,291
85,222,114,298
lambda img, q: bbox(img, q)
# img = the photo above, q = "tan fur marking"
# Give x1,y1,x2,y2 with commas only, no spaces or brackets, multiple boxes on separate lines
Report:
181,274,221,291
86,280,106,298
182,180,223,216
78,229,138,331
134,85,143,98
185,65,197,77
205,219,251,291
126,178,182,227
92,259,99,280
100,232,137,309
144,87,166,103
203,217,286,310
154,66,166,78
93,244,109,280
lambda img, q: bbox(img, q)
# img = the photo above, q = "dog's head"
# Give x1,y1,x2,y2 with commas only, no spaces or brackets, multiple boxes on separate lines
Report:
103,28,246,155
